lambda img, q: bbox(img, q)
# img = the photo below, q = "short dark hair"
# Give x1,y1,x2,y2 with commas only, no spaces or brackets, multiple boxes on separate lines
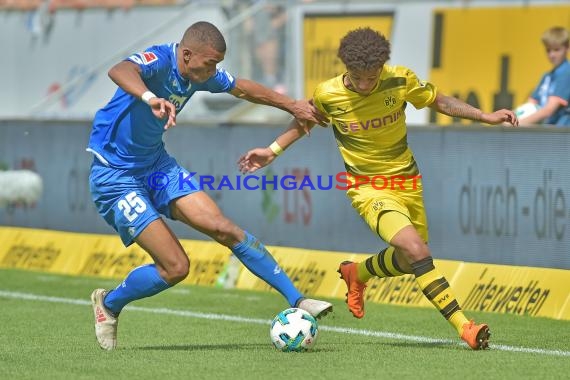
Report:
182,21,226,52
337,27,391,71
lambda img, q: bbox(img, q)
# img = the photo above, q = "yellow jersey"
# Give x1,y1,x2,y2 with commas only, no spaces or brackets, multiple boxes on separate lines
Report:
312,65,437,176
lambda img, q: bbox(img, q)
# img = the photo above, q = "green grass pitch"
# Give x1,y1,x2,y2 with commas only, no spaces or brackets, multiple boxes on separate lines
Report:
0,269,568,379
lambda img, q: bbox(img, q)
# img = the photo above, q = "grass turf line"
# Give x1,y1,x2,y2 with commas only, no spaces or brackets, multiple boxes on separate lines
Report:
1,269,569,379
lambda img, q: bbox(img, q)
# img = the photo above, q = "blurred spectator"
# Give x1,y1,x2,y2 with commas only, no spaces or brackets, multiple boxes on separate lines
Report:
246,2,288,93
223,1,314,95
517,26,570,127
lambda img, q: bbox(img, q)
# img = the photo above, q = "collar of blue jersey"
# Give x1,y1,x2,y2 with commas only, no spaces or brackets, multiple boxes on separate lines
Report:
552,59,569,75
172,43,191,87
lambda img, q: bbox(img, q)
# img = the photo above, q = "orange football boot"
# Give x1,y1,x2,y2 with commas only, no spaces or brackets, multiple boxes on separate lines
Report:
461,320,491,350
337,261,367,319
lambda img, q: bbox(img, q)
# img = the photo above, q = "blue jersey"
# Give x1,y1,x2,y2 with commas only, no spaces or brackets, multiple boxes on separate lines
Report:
531,59,570,126
88,43,236,168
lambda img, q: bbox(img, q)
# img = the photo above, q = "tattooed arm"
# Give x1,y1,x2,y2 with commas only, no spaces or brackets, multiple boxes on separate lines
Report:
430,93,519,126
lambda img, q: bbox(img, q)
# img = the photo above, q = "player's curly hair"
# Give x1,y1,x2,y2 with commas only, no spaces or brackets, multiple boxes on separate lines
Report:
337,28,391,71
183,21,227,53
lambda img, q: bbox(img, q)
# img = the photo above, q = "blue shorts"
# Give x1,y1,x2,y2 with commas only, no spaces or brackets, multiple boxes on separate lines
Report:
89,152,200,246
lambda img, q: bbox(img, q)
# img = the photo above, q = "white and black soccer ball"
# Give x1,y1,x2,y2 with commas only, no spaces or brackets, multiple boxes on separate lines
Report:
270,308,318,352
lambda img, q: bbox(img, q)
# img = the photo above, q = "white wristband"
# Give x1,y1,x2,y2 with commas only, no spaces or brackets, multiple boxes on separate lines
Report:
269,141,284,156
141,91,157,105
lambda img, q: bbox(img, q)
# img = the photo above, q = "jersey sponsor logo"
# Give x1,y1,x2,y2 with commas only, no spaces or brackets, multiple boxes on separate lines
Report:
169,94,189,111
336,109,403,133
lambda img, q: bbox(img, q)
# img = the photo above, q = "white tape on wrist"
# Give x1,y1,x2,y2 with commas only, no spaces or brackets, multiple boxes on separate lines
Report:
141,91,157,105
269,141,284,156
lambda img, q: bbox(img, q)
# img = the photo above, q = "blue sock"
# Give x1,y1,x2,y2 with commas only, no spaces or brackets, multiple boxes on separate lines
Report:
231,231,303,307
104,263,171,315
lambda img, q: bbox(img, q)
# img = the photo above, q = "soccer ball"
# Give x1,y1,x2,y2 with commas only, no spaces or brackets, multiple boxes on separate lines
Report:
270,308,318,352
515,102,541,119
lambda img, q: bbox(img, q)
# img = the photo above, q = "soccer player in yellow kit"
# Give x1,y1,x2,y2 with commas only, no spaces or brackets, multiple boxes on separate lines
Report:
238,27,518,350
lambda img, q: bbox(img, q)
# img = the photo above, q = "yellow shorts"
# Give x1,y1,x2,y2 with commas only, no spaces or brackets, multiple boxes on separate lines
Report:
346,178,428,243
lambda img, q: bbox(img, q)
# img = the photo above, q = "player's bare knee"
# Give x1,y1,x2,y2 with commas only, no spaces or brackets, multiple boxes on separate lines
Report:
163,257,190,284
399,239,429,262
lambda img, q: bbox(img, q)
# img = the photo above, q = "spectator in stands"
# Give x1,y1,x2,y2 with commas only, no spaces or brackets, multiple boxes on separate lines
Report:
230,0,314,93
517,26,570,127
241,2,288,93
87,21,331,351
253,4,287,93
238,27,518,351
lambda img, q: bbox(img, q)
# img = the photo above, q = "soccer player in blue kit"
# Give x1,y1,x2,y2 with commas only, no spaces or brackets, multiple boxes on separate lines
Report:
88,21,332,350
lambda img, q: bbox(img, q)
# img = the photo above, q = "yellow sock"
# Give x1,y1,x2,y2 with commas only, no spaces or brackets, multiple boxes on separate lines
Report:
356,247,410,282
449,311,469,335
356,261,373,282
412,256,468,336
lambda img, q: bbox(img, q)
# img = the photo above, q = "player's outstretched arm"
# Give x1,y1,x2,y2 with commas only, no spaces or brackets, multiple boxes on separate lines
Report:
108,61,176,130
229,78,328,130
430,92,519,126
238,119,315,174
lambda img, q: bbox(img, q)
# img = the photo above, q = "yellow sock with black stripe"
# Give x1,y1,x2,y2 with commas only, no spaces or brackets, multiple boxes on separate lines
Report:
356,247,411,282
411,256,468,335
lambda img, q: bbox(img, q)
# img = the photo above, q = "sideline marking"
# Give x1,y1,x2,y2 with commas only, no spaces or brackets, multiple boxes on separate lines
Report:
1,290,568,357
